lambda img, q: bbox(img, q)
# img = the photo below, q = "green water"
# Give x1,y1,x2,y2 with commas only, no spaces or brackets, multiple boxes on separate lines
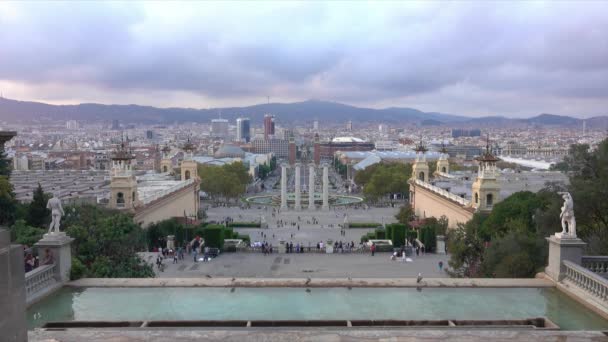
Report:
27,287,608,331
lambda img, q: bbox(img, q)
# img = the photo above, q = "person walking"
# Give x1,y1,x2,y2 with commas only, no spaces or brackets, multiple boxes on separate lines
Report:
438,261,444,272
371,243,376,256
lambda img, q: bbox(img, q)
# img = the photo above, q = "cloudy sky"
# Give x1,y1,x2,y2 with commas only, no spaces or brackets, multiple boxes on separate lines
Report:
1,1,607,117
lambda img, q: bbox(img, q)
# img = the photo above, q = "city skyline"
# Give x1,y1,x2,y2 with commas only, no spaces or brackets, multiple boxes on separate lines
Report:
1,2,607,117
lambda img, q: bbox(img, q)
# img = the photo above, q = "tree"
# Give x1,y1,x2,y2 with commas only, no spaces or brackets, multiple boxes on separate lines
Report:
358,163,411,202
0,145,11,177
27,183,51,228
9,219,45,246
395,205,414,224
480,219,547,278
0,176,16,226
198,162,251,203
63,205,154,279
479,191,545,240
446,214,486,277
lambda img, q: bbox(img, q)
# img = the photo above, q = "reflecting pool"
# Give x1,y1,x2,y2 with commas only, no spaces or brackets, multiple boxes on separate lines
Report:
27,287,608,331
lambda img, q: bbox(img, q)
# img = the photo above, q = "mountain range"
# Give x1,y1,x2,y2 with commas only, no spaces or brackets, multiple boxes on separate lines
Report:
0,97,606,127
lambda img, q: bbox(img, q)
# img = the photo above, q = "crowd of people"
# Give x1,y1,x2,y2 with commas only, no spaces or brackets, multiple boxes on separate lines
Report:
23,247,54,273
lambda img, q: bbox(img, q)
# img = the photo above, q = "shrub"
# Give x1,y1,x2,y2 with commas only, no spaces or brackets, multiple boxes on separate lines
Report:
202,225,225,249
349,222,382,228
385,225,394,241
390,224,407,248
374,228,386,239
70,257,87,280
227,222,261,228
237,234,251,244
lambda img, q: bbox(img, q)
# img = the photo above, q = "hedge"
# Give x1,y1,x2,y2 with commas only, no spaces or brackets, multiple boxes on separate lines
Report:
202,225,225,249
374,228,386,239
388,223,407,248
348,222,382,228
227,222,261,228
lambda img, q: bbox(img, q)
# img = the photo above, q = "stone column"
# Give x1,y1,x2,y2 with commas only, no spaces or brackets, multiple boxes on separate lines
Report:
294,163,301,211
308,164,316,210
0,228,27,342
280,163,288,210
322,163,329,211
35,232,74,284
545,235,586,282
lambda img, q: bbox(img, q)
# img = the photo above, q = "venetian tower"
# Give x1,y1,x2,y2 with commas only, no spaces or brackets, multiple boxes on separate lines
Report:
471,137,501,212
109,139,139,211
160,144,173,174
180,137,198,181
411,139,429,182
436,143,450,175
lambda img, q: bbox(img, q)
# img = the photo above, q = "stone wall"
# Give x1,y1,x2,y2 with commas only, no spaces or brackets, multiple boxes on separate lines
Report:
410,183,474,228
0,228,27,342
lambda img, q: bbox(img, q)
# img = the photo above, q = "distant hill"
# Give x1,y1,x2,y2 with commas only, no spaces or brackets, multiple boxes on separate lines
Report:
0,97,604,127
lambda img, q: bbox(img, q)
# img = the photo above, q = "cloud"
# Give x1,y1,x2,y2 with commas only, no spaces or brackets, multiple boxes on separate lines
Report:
0,1,607,116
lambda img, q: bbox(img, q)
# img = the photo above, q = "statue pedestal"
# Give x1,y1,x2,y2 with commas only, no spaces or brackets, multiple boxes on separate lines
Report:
545,234,586,282
35,232,74,283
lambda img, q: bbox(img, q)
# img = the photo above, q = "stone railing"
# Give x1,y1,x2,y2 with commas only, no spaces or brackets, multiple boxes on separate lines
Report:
562,260,608,301
413,179,471,207
582,256,608,275
25,264,57,302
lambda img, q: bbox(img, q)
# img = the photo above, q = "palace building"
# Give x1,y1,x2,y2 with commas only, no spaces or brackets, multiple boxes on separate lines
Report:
108,139,200,227
409,140,568,228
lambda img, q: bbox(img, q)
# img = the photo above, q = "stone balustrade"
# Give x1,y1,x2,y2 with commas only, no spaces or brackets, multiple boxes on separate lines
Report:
414,179,471,207
562,260,608,302
25,264,57,303
582,256,608,275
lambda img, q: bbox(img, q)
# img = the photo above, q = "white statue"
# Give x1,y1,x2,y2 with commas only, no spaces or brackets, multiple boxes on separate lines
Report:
557,192,576,238
46,193,65,234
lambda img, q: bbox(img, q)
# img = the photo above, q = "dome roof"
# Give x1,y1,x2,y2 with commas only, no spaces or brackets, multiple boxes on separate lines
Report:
214,144,245,158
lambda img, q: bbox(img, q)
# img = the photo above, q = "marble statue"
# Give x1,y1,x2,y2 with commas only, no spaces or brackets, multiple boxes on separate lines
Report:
46,193,65,234
557,192,576,238
260,215,268,229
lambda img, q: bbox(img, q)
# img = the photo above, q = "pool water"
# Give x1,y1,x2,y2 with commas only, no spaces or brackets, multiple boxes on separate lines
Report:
27,287,608,331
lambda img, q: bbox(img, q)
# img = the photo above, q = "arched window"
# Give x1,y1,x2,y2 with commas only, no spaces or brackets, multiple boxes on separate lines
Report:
163,165,168,172
132,191,136,202
474,192,479,204
486,193,493,206
185,170,191,180
418,171,425,181
441,167,446,173
116,192,125,206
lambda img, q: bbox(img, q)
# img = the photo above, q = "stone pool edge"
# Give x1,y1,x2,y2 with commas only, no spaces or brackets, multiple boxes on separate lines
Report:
67,277,554,288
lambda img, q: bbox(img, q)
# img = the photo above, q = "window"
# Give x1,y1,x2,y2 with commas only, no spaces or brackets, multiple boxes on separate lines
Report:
474,192,479,204
441,167,446,173
418,171,425,181
116,192,125,207
185,170,191,180
486,193,493,207
163,165,168,172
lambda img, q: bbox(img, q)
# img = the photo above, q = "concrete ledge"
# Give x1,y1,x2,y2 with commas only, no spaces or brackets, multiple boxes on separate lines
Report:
67,277,555,288
29,328,608,342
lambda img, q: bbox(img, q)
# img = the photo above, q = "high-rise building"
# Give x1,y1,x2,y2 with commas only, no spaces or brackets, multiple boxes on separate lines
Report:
111,119,120,130
66,120,79,130
313,120,319,131
346,120,352,131
211,119,229,138
236,117,251,142
264,114,275,140
146,130,154,139
451,128,481,138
